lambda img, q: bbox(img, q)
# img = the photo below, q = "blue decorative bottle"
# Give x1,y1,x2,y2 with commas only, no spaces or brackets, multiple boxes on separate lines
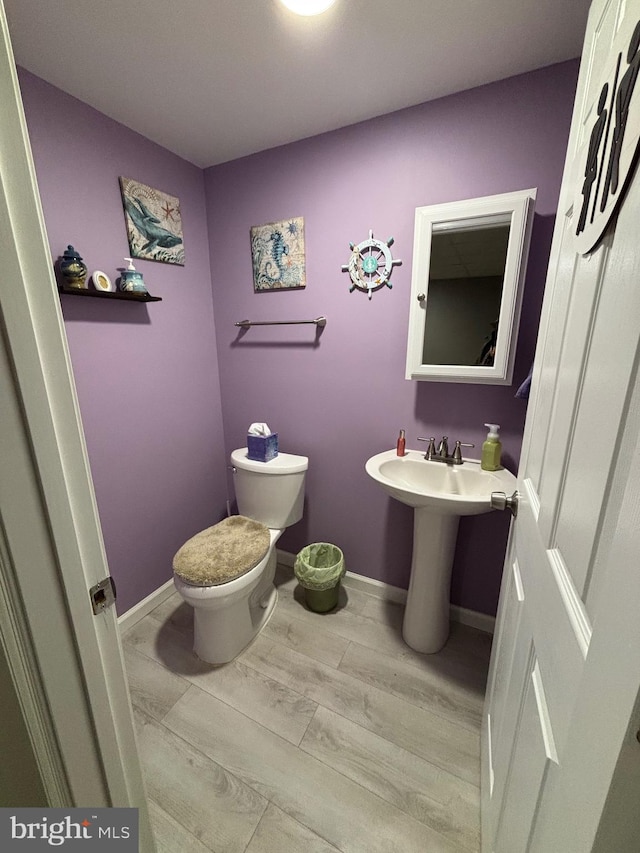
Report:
59,245,88,289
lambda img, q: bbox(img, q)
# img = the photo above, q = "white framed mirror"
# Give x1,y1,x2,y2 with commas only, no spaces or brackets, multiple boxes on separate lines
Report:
405,188,536,384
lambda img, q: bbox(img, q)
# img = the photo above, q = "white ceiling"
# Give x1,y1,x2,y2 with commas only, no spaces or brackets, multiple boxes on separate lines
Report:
4,0,591,169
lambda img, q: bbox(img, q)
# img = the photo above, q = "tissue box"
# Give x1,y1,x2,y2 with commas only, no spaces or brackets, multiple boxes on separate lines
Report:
247,432,279,462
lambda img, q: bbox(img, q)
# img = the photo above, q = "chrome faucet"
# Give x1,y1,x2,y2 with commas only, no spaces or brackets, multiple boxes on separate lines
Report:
417,435,475,464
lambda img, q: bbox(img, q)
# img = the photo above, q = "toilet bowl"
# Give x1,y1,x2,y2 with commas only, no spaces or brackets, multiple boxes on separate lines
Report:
173,448,308,664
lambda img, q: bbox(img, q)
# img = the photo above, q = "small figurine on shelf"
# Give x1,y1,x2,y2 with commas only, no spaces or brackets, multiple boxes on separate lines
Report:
59,245,88,289
119,258,148,294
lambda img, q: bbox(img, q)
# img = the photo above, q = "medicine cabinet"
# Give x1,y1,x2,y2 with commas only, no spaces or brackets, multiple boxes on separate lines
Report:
405,189,536,384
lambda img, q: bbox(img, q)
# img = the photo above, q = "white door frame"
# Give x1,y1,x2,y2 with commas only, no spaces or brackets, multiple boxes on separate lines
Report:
0,4,153,848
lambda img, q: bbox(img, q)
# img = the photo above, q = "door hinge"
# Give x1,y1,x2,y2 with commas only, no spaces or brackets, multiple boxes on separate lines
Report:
89,576,117,615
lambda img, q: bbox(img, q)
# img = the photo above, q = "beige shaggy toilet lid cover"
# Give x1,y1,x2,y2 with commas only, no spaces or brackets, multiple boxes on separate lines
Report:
173,515,271,586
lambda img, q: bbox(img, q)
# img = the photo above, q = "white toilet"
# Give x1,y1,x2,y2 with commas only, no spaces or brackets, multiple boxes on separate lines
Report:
173,447,308,664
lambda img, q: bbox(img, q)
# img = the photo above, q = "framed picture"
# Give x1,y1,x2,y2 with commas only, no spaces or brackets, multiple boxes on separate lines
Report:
250,216,306,292
119,177,184,265
91,270,114,292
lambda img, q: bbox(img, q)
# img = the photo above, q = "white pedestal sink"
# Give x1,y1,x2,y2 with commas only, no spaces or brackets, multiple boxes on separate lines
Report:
365,449,517,653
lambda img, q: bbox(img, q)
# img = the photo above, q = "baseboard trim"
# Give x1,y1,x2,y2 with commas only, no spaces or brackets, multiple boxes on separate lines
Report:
118,555,496,636
450,604,495,635
117,577,175,633
277,548,495,634
343,570,408,605
275,549,295,568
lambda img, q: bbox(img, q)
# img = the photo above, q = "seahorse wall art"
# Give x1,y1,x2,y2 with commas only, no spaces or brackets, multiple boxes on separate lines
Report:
250,216,306,291
119,177,185,266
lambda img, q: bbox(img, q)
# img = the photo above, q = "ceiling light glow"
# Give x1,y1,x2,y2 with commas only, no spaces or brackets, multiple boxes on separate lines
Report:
279,0,337,16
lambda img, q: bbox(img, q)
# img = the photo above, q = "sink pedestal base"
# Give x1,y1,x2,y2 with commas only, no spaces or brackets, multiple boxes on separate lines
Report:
402,508,460,654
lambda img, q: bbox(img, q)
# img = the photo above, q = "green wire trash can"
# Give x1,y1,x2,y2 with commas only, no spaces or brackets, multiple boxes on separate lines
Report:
294,543,345,613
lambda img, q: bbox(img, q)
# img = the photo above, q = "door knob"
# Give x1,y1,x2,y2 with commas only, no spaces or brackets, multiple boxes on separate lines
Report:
490,490,519,518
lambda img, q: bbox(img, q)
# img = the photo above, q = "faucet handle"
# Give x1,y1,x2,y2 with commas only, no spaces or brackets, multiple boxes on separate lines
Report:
417,436,436,459
453,440,475,464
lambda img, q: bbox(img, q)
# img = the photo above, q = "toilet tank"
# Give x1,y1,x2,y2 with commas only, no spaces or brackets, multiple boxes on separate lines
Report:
231,448,308,529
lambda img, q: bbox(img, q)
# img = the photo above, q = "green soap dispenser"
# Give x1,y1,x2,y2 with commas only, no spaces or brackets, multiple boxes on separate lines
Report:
481,423,502,471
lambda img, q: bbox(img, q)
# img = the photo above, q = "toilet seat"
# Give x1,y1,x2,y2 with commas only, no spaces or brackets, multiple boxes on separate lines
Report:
173,515,270,587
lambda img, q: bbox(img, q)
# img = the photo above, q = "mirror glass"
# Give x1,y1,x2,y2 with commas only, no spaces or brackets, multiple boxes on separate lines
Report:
406,190,536,384
422,222,510,366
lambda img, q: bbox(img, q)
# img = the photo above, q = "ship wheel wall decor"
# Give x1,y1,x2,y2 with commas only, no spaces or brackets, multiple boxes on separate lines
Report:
341,230,402,299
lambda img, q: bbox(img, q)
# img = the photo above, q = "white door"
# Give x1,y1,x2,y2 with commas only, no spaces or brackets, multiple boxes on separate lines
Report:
483,1,640,851
0,5,154,849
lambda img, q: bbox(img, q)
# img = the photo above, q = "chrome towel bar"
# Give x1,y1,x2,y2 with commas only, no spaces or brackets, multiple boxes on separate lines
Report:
235,316,327,328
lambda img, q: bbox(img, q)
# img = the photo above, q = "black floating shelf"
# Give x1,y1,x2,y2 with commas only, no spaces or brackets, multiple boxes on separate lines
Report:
58,286,162,302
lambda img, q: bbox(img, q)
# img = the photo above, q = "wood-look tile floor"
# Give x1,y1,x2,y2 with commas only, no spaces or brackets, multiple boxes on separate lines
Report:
122,566,492,853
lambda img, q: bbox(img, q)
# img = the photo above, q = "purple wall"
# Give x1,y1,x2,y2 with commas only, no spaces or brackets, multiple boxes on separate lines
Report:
19,70,228,614
18,61,578,619
205,61,578,616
